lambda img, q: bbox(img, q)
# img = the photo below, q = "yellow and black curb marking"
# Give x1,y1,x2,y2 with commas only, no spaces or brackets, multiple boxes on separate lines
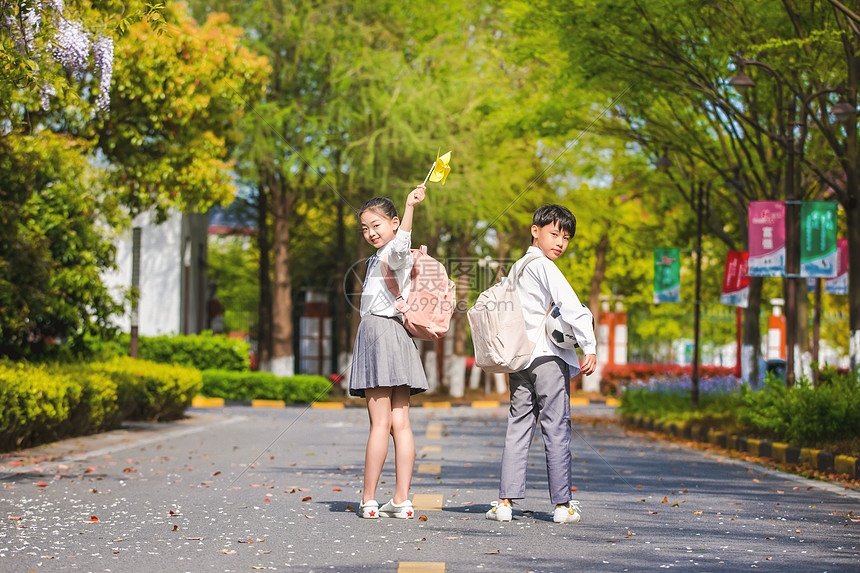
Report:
621,414,860,479
192,396,620,410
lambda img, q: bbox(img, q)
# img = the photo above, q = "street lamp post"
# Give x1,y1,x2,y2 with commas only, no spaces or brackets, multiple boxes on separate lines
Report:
729,58,798,386
657,152,703,408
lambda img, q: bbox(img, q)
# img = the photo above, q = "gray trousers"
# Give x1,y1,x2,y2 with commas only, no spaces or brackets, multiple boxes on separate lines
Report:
498,356,572,505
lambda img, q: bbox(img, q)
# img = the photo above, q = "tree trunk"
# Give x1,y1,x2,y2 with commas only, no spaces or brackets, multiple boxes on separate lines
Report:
447,236,471,398
267,178,295,377
848,201,860,372
742,277,763,387
588,229,609,322
256,185,272,368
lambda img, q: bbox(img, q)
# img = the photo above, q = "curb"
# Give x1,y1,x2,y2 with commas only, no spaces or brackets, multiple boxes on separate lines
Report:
191,396,620,410
620,414,858,479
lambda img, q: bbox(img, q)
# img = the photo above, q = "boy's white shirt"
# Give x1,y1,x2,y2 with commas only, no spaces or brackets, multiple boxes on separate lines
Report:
516,246,597,375
360,228,413,318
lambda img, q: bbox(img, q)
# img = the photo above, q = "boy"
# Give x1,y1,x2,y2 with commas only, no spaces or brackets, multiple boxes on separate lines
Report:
486,204,597,524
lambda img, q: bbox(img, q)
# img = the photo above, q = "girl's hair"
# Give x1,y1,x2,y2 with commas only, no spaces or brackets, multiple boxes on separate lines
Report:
532,204,576,238
358,197,398,221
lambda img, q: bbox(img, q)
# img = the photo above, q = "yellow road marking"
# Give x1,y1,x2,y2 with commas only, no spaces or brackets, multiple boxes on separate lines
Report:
311,402,344,409
412,494,444,511
425,423,443,439
471,400,500,408
420,446,442,453
417,463,442,474
191,396,224,408
398,563,445,573
422,402,452,408
250,399,286,408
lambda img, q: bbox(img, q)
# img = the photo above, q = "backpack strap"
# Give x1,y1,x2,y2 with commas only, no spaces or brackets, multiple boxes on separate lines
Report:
509,253,543,282
380,246,424,302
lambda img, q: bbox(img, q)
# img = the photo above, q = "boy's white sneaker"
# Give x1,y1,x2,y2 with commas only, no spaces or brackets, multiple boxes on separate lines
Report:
553,500,582,523
485,501,513,522
378,499,414,519
358,500,379,518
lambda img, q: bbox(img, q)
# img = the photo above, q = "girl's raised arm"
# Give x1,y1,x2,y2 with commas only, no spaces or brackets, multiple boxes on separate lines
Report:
398,185,425,233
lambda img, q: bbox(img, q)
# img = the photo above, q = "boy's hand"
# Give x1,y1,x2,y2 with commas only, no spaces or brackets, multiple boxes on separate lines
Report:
580,354,596,376
406,185,426,207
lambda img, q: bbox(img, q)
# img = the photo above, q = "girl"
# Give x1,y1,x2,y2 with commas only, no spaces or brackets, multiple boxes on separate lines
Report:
350,185,428,519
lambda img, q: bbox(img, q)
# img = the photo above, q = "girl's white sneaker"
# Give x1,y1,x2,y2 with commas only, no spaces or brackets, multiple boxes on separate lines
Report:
358,500,379,518
553,500,582,523
378,499,414,518
485,500,513,521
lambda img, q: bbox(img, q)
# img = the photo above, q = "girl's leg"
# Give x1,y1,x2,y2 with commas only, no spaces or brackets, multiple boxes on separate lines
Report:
363,386,393,503
390,385,414,504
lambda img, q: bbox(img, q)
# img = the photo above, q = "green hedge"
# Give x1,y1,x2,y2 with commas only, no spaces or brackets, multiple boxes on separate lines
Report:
134,331,250,371
65,331,251,371
201,370,332,403
620,367,860,447
0,359,202,452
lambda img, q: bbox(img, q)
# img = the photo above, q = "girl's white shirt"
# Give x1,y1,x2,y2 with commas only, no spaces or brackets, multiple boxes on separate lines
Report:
360,228,413,318
515,246,597,375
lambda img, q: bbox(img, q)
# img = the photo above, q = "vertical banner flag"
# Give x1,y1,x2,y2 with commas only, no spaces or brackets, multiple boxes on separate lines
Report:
748,201,786,276
654,248,681,304
800,201,838,277
825,239,848,295
720,250,750,307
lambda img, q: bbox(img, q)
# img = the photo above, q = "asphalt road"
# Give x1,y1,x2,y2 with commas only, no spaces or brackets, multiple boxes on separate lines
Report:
1,404,858,572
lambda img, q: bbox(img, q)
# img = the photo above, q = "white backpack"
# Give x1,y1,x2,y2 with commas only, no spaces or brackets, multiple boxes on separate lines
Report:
467,254,545,373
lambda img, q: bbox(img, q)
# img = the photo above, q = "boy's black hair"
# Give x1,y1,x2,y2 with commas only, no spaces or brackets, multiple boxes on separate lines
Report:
358,197,398,221
532,204,576,238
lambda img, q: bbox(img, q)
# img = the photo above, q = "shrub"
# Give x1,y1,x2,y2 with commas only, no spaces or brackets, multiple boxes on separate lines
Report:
200,370,332,403
0,361,121,450
738,371,860,445
90,357,203,421
136,331,250,371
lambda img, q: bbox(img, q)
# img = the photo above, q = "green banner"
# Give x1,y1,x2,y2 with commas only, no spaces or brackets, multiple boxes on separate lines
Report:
654,248,680,303
800,202,838,277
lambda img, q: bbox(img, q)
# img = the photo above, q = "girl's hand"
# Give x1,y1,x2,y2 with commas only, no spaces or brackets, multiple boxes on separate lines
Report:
406,185,426,207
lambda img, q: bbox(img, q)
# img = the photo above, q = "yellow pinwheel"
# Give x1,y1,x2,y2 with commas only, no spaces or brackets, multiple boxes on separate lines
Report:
421,150,452,186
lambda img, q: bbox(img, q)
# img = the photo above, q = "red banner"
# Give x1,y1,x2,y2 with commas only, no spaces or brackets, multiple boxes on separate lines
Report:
720,250,750,307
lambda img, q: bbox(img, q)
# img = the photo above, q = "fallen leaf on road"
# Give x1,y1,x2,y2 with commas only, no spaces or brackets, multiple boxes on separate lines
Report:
186,537,204,540
172,525,178,531
648,511,658,514
304,514,314,519
672,503,680,507
302,496,312,502
217,549,236,554
483,549,500,554
766,536,775,540
332,487,342,491
346,505,355,511
89,516,99,522
238,539,254,543
8,517,21,521
753,478,760,483
570,486,578,491
35,481,48,487
264,498,270,502
661,497,668,503
445,537,459,540
213,471,221,476
250,566,267,569
418,515,428,521
693,511,703,515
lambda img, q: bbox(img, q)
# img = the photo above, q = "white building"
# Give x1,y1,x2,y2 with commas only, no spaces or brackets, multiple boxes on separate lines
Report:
103,211,210,336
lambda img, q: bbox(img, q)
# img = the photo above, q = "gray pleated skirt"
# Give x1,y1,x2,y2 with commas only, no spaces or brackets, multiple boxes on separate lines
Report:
349,314,428,398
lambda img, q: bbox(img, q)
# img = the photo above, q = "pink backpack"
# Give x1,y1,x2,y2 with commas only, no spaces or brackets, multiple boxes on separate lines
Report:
381,246,456,341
